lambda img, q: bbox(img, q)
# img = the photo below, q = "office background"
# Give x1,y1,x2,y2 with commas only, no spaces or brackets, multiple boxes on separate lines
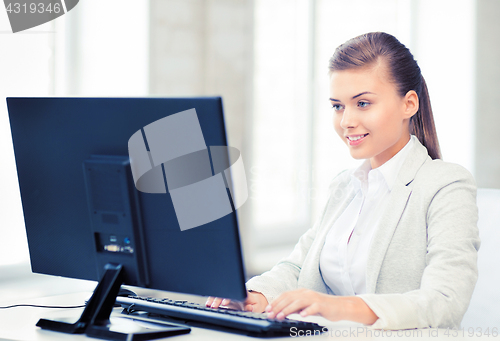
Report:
0,0,498,281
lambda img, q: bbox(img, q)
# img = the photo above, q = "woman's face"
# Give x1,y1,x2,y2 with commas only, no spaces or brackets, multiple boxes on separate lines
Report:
329,63,418,169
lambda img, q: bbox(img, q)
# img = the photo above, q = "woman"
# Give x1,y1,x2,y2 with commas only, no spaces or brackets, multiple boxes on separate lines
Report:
207,32,480,330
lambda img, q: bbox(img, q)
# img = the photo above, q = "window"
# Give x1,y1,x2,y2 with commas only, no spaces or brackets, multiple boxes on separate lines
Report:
0,0,149,267
251,0,313,245
0,14,54,266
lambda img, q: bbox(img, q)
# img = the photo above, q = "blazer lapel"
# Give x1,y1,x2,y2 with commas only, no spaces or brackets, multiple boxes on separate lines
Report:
365,138,431,293
365,180,412,293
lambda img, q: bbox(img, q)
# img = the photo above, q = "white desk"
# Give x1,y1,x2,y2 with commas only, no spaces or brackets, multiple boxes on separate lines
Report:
0,278,489,340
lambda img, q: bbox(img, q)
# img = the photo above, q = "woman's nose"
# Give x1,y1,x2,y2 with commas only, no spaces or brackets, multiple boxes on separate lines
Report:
340,108,357,129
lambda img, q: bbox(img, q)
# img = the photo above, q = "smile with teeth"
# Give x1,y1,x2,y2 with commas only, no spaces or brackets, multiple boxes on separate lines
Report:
347,134,368,141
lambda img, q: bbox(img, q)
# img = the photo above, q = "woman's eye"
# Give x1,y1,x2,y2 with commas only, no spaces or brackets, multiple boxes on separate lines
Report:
358,101,370,108
331,104,344,111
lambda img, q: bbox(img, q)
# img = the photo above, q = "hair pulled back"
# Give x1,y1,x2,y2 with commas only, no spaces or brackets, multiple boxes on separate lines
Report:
328,32,441,160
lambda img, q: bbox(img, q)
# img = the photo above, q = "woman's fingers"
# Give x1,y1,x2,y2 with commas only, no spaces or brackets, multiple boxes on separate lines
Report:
205,296,214,307
212,297,224,308
205,297,244,310
266,289,320,319
225,300,246,310
266,292,297,319
246,291,269,313
206,291,268,312
299,303,321,317
209,290,345,321
205,296,224,308
275,300,310,319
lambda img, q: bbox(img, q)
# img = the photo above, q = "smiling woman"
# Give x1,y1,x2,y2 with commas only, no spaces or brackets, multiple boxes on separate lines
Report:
209,32,480,331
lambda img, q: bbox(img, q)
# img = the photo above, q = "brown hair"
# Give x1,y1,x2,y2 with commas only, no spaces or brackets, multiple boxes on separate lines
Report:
328,32,441,160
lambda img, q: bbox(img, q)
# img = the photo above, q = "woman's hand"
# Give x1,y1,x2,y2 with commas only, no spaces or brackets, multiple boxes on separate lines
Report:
265,288,378,325
205,291,269,312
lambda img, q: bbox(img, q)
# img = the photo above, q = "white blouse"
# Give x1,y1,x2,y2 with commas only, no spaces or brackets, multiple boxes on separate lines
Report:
319,135,416,295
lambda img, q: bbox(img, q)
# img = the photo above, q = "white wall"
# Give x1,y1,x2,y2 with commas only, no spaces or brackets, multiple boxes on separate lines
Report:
475,0,500,188
412,0,476,173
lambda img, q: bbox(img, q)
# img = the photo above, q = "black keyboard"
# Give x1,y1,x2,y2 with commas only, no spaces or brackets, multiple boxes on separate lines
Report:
116,295,327,337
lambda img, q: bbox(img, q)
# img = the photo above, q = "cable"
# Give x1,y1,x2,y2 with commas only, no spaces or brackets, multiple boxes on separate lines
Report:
0,304,86,309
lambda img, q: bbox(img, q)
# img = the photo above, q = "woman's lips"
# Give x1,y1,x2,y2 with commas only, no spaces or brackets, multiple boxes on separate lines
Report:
346,133,368,146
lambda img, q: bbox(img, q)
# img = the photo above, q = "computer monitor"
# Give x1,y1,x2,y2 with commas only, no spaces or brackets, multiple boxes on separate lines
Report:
6,97,248,340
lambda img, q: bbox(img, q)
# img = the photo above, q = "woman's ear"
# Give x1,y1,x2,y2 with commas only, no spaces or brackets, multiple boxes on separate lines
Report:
404,90,419,118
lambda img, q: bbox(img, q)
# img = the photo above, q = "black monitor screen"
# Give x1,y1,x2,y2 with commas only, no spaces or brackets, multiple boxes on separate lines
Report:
7,97,247,301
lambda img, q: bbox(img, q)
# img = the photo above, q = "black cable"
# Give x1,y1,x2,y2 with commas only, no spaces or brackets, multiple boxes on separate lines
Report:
0,304,86,309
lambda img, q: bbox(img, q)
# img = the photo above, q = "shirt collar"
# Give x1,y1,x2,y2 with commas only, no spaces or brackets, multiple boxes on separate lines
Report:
376,135,415,191
350,135,416,192
351,159,371,193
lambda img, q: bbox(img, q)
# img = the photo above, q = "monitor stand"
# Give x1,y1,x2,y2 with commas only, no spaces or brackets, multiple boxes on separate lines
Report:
36,263,191,340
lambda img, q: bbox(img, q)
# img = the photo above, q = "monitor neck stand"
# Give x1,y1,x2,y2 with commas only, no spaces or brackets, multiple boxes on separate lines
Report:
36,263,190,340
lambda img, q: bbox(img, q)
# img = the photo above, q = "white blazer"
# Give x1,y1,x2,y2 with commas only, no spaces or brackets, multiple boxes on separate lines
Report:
246,138,480,330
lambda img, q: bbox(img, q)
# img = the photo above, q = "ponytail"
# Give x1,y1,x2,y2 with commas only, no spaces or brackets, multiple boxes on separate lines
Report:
410,76,441,160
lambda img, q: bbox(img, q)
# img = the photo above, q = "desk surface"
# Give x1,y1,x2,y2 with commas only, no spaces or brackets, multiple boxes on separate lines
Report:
0,275,488,340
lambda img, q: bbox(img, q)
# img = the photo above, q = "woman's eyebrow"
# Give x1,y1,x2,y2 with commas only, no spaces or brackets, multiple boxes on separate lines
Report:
352,91,375,99
329,91,375,102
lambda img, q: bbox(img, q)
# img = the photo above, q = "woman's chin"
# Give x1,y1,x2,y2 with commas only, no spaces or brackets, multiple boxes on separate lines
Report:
348,150,370,160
